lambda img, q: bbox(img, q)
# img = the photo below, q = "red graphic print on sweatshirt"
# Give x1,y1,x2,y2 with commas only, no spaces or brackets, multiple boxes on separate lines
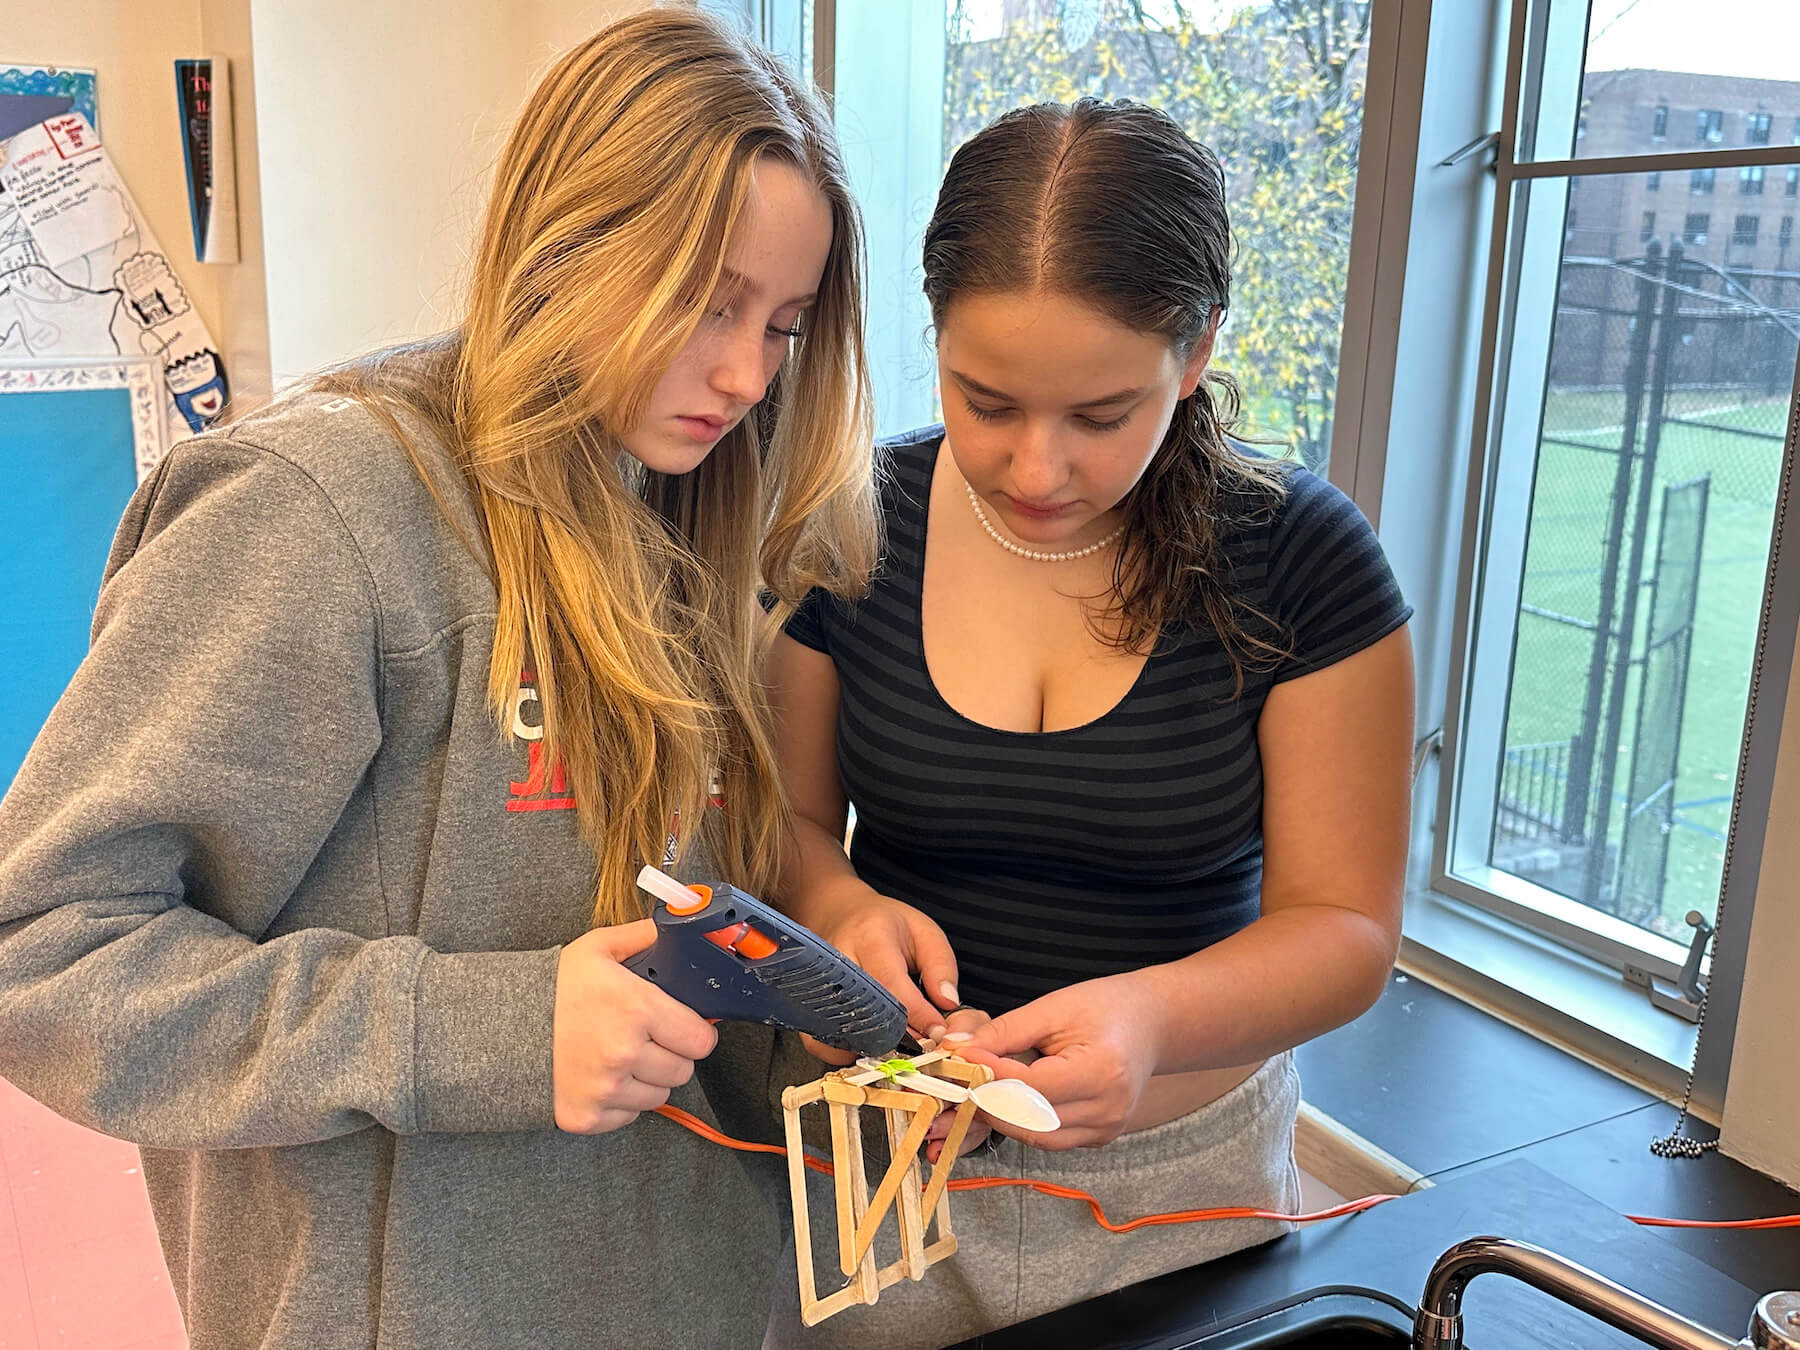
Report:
507,672,575,812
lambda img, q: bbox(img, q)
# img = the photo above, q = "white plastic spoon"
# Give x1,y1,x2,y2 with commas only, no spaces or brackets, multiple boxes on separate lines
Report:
850,1057,1062,1132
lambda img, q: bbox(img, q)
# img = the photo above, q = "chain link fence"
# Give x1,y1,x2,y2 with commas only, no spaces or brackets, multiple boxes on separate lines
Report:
1495,248,1797,940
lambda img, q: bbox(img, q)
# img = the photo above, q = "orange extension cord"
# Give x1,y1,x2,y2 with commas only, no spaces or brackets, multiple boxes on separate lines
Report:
654,1104,1800,1233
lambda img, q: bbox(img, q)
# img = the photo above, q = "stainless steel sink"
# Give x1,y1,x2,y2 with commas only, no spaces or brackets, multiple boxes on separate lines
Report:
1164,1291,1414,1347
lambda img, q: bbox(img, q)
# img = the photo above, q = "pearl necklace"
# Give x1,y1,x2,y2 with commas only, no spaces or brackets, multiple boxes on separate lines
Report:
965,485,1124,562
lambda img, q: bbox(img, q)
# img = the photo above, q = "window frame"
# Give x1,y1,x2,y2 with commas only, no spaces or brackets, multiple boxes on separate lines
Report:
1428,0,1800,1105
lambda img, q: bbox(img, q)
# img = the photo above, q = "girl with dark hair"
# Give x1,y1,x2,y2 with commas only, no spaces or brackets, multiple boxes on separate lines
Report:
767,98,1413,1346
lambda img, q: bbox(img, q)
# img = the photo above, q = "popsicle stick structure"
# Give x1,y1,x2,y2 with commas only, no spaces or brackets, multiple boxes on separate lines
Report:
780,1050,995,1326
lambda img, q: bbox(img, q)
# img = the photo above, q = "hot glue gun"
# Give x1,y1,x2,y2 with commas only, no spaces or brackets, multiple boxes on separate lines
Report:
627,865,911,1057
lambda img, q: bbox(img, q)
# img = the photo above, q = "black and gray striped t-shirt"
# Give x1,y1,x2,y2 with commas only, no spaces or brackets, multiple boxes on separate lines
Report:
786,427,1410,1016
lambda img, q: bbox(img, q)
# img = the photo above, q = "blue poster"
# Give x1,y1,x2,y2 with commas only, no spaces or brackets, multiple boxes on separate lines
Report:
0,385,137,786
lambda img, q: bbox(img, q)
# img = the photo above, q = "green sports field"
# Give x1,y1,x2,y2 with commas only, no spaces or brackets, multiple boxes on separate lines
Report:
1500,389,1788,940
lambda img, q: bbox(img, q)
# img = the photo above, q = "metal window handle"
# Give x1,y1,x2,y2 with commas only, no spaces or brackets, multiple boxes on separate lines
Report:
1440,130,1501,168
1673,909,1714,1006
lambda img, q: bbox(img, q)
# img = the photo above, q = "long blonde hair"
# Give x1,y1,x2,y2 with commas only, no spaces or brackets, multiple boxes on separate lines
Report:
316,9,877,923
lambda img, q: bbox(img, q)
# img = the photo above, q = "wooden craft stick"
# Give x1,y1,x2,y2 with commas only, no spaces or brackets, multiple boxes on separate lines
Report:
827,1100,860,1278
783,1078,828,1110
884,1107,928,1281
843,1048,947,1087
782,1096,818,1314
848,1098,933,1272
861,1084,928,1112
840,1100,880,1305
930,1057,994,1087
919,1098,981,1227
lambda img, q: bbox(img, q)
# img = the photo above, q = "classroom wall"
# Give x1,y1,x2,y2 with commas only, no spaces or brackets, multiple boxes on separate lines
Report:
5,0,654,396
250,0,647,385
198,0,271,402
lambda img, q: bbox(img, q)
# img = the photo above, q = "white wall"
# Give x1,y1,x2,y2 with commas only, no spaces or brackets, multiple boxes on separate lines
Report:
249,0,645,385
1721,612,1800,1188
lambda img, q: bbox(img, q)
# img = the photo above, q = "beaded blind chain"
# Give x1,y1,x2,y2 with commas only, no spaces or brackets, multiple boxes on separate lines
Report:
966,486,1123,562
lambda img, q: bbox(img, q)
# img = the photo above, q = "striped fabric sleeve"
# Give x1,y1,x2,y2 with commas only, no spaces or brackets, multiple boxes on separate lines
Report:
1266,468,1412,682
783,587,832,654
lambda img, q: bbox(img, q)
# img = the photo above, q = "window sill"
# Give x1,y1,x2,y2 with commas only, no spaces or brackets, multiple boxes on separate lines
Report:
1399,885,1705,1112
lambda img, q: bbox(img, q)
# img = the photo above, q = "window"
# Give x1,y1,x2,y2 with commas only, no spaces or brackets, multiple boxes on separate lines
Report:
1783,216,1795,245
1640,209,1656,241
1746,111,1772,144
1787,165,1799,197
1740,165,1766,194
1439,0,1800,1090
1647,170,1661,191
1651,104,1668,140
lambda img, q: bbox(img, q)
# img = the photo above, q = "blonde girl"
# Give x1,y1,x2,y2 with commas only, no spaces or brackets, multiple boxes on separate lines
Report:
0,11,874,1348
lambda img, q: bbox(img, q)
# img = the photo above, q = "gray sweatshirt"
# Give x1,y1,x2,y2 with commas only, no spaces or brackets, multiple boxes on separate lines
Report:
0,386,783,1348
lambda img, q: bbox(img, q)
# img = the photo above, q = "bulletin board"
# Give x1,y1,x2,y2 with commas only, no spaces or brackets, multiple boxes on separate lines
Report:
0,357,159,786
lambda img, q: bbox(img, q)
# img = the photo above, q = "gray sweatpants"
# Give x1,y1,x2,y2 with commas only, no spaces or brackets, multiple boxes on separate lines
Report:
765,1052,1302,1350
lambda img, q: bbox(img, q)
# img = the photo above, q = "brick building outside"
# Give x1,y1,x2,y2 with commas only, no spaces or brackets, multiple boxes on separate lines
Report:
1568,68,1800,273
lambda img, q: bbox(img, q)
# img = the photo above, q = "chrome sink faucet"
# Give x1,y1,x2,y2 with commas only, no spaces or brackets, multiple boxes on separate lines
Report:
1412,1236,1799,1349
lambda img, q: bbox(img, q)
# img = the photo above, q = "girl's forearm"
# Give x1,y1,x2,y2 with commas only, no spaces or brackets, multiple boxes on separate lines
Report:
776,814,877,927
1127,904,1398,1075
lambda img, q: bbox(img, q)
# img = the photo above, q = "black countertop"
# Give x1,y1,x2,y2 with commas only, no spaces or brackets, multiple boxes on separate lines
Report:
948,973,1798,1348
962,1158,1761,1348
1299,972,1800,1299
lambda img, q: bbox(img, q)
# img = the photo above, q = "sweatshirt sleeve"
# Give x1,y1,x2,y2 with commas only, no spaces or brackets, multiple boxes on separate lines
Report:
0,434,558,1148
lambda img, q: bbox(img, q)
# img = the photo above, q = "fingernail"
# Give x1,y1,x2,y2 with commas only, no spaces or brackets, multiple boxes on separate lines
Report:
927,1023,947,1040
944,1031,973,1043
939,982,959,1006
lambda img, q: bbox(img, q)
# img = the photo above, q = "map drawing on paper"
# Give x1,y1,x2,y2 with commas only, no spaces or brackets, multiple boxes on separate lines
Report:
1,110,227,462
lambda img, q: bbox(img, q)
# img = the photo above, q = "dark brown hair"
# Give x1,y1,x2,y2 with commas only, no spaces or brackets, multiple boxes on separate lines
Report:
922,98,1289,691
